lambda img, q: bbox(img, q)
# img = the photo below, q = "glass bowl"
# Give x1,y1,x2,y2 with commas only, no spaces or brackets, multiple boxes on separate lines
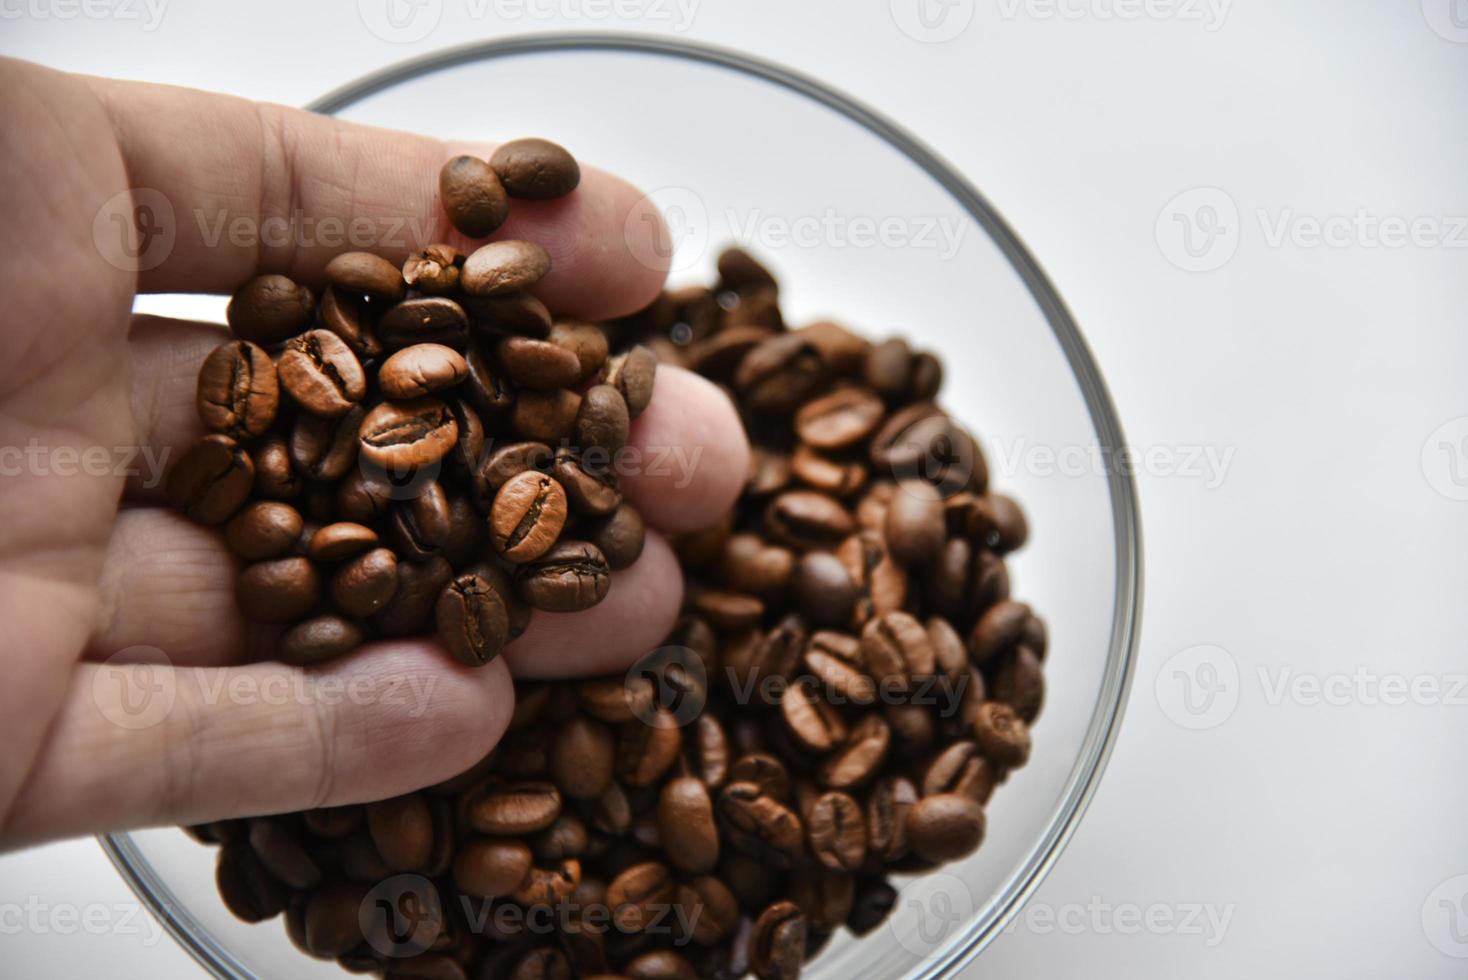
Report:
103,32,1141,980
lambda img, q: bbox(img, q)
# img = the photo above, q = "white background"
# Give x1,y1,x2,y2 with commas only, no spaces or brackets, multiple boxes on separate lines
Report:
3,1,1468,977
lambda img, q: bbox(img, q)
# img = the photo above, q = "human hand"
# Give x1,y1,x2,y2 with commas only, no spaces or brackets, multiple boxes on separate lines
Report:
0,58,748,849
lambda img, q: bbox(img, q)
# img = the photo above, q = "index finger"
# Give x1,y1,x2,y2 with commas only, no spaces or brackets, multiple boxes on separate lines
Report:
84,73,669,320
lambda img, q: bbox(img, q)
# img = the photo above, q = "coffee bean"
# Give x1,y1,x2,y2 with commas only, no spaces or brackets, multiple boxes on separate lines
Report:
328,547,398,619
795,387,884,451
325,251,405,300
694,589,765,631
319,285,382,359
735,333,828,415
983,493,1028,551
846,880,897,936
474,441,552,506
749,901,805,980
716,782,803,869
676,875,740,946
968,599,1031,663
468,782,562,835
251,435,301,500
461,240,551,297
860,611,935,695
800,320,868,376
368,793,434,871
490,471,568,563
552,447,621,516
884,479,945,566
658,776,720,874
547,716,615,800
803,636,875,706
169,434,255,524
549,321,609,385
806,791,865,873
618,714,683,787
489,138,580,200
281,614,364,665
290,407,364,483
626,949,698,980
990,645,1045,723
764,491,854,551
608,861,676,932
575,384,631,454
512,388,581,443
780,680,847,754
236,556,320,623
497,335,583,390
402,244,462,295
436,571,509,666
789,445,866,499
793,551,857,628
197,341,279,438
719,533,794,597
972,700,1031,767
817,715,890,790
277,330,366,417
462,291,554,339
604,345,658,419
378,298,470,351
438,155,509,238
224,501,303,560
834,528,911,629
905,793,984,863
216,842,290,923
922,741,996,803
728,754,791,804
587,503,645,570
359,398,459,471
248,818,322,890
452,838,532,898
688,325,773,379
227,274,314,344
927,615,969,684
305,522,378,561
866,775,919,861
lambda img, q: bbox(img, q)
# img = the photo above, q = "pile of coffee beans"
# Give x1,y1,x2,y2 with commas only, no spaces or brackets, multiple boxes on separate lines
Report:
177,150,1047,978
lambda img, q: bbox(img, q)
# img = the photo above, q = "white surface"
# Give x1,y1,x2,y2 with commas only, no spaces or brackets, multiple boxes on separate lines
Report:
2,2,1467,978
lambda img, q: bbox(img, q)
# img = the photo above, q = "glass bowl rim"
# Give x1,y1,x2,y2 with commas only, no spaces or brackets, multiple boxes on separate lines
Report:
101,29,1143,980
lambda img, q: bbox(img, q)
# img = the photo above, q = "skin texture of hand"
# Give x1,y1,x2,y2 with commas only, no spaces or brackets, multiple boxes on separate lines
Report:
0,57,748,849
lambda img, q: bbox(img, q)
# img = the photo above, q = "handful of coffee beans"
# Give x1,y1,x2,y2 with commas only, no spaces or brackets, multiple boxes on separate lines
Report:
178,144,1048,979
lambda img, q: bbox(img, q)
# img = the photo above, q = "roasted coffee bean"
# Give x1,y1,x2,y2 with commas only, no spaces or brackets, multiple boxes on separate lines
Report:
764,491,854,551
515,539,610,612
572,386,629,456
379,298,471,351
225,501,303,560
402,244,462,295
549,321,609,384
513,858,581,908
227,274,314,344
237,556,320,623
693,589,765,631
532,812,589,861
863,338,912,401
359,397,458,471
248,818,321,889
290,406,364,483
549,716,615,799
972,701,1032,767
469,782,562,835
305,522,378,561
720,533,795,597
990,646,1045,722
749,901,806,980
512,388,580,443
462,290,554,339
922,741,996,803
969,599,1031,663
552,447,621,516
657,776,720,874
793,551,858,628
728,754,791,804
861,611,935,694
806,791,865,872
281,614,364,665
928,616,969,684
906,793,985,863
790,868,854,935
169,434,254,524
789,445,866,498
368,793,434,871
436,571,509,666
474,442,552,509
717,247,777,292
302,805,362,838
216,842,290,923
604,345,658,418
608,861,676,932
780,680,847,753
626,949,698,980
319,285,382,359
251,435,301,500
439,155,510,238
885,479,945,566
490,471,568,562
803,636,875,706
688,325,772,379
198,341,279,438
795,387,884,451
618,714,683,787
866,775,919,861
330,547,398,618
497,335,583,390
676,875,740,946
716,782,803,868
325,251,405,300
735,333,827,416
587,504,646,570
818,715,890,790
847,880,897,936
461,240,551,297
489,138,580,199
452,838,532,898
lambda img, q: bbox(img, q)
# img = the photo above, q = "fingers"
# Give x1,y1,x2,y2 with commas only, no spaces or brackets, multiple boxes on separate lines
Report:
1,646,514,847
89,509,682,675
81,71,667,319
126,319,751,531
